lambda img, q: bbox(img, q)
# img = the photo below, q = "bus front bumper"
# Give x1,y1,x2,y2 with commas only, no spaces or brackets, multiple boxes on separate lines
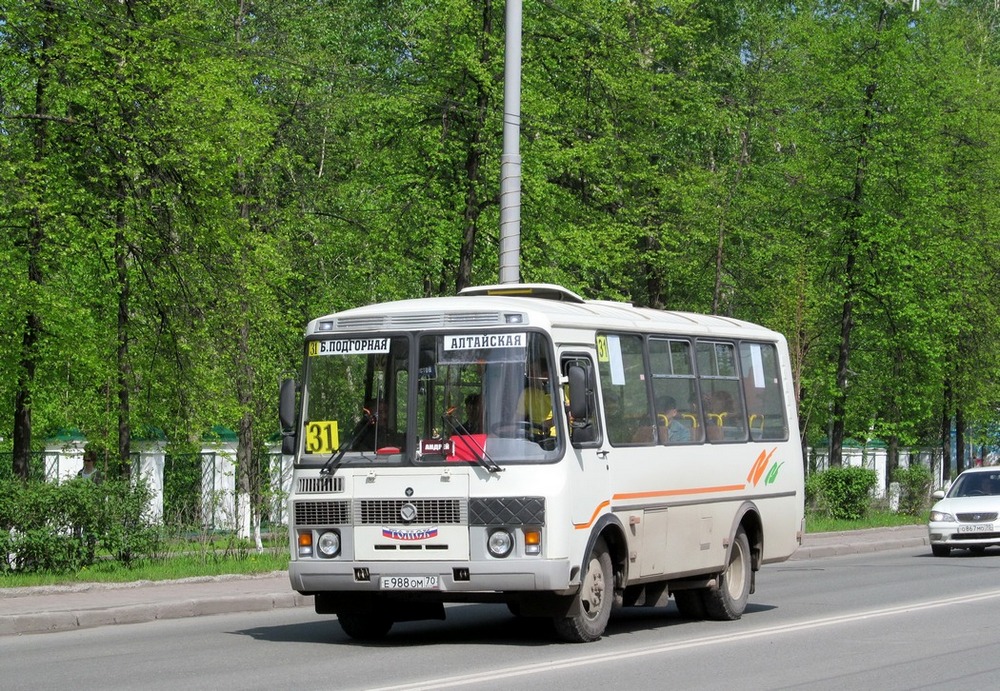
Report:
289,557,574,595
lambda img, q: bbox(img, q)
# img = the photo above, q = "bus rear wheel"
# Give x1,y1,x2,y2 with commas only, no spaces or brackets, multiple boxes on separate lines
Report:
554,537,613,642
703,527,751,621
338,613,393,641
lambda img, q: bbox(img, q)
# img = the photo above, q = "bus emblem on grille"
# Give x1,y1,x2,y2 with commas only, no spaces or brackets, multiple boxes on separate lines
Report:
400,502,417,522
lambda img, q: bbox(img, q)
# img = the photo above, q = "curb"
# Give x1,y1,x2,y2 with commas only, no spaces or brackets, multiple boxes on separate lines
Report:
0,593,312,637
0,572,312,637
791,535,929,560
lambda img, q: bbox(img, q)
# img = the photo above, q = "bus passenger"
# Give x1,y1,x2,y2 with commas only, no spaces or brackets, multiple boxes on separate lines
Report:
656,395,691,444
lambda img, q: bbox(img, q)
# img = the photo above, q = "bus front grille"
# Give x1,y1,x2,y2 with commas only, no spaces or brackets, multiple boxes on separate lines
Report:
356,499,466,525
295,500,351,526
297,476,344,494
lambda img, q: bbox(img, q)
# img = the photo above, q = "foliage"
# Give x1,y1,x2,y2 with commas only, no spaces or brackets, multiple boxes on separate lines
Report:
3,0,1000,483
810,467,880,521
0,477,161,574
892,464,934,517
804,471,825,512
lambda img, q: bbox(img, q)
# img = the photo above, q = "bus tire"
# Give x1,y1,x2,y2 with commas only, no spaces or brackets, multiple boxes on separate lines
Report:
703,527,751,621
554,537,613,642
673,590,707,620
338,613,393,641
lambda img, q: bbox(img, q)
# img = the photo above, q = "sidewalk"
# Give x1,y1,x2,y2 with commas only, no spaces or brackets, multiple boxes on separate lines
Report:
0,525,928,637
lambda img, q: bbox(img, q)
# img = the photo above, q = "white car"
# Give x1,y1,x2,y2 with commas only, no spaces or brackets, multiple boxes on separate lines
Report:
928,467,1000,557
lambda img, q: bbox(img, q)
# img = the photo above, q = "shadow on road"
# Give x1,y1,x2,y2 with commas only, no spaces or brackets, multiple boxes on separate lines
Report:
231,600,778,647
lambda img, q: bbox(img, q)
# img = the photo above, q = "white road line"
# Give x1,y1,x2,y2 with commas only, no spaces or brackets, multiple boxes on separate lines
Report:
368,589,1000,691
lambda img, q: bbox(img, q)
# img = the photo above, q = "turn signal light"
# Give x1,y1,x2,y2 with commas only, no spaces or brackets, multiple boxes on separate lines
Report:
298,531,313,557
524,530,541,555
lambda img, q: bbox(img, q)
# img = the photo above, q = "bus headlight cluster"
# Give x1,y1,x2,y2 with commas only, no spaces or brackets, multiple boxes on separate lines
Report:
487,529,514,558
485,528,542,558
298,530,341,558
317,531,341,558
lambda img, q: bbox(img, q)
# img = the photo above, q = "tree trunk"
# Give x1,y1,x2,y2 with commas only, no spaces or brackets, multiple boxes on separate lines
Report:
955,406,965,475
887,435,899,495
12,0,56,480
830,8,887,468
233,0,259,546
116,202,132,477
941,378,952,483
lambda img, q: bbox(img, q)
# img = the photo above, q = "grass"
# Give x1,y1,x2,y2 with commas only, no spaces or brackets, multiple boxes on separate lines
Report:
0,548,290,589
805,509,927,533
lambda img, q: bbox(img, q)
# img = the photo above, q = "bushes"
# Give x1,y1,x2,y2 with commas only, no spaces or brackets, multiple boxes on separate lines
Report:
808,464,933,521
892,464,933,516
808,466,879,520
0,476,162,574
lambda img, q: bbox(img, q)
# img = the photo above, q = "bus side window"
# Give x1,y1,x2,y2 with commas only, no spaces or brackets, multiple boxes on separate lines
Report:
739,342,789,442
597,333,648,447
697,340,747,443
648,337,700,445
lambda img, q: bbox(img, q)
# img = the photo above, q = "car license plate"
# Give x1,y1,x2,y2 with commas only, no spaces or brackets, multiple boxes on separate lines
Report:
380,575,440,590
958,523,993,533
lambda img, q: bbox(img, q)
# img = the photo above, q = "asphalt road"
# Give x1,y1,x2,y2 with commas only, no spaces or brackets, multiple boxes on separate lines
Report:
6,529,1000,691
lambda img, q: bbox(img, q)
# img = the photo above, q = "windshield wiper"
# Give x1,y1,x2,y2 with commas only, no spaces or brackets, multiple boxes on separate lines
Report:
320,408,376,476
442,409,503,474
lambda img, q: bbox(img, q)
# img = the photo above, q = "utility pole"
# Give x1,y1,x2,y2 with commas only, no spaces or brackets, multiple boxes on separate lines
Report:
498,0,522,284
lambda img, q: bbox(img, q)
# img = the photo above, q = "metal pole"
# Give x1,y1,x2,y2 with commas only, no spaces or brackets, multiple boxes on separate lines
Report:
499,0,522,284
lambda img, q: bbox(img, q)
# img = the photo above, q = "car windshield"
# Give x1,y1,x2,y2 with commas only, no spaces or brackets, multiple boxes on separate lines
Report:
951,472,1000,498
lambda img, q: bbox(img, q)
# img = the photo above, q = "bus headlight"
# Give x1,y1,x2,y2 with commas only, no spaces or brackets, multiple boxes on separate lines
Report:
487,529,514,558
317,530,341,558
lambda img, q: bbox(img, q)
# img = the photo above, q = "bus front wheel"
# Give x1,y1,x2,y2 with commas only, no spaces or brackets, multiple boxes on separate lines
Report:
673,590,707,619
338,612,393,641
554,537,614,643
703,527,751,621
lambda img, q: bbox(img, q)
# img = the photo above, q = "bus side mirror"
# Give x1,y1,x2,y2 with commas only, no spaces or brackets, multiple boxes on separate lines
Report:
567,365,590,423
279,378,297,455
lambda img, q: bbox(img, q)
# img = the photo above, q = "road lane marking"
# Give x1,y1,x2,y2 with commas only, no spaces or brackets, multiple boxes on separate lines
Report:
368,588,1000,691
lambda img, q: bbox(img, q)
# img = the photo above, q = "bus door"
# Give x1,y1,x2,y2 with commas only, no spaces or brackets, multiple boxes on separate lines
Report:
561,353,609,528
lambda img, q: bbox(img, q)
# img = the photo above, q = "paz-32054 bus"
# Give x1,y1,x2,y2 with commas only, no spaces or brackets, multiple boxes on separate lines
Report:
279,284,804,642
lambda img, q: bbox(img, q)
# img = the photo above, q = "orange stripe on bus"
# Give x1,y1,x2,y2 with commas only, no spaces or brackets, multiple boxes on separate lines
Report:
614,485,745,500
751,448,777,486
576,484,748,527
747,449,768,484
573,500,611,529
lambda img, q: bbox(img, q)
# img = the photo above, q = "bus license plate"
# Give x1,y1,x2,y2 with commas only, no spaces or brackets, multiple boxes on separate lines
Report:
380,575,440,590
958,524,992,533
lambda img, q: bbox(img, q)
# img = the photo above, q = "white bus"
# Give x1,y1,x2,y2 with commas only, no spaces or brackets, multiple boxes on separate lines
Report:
279,283,804,642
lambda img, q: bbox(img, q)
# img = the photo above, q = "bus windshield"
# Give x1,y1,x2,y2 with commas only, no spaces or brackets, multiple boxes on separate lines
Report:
299,331,561,466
